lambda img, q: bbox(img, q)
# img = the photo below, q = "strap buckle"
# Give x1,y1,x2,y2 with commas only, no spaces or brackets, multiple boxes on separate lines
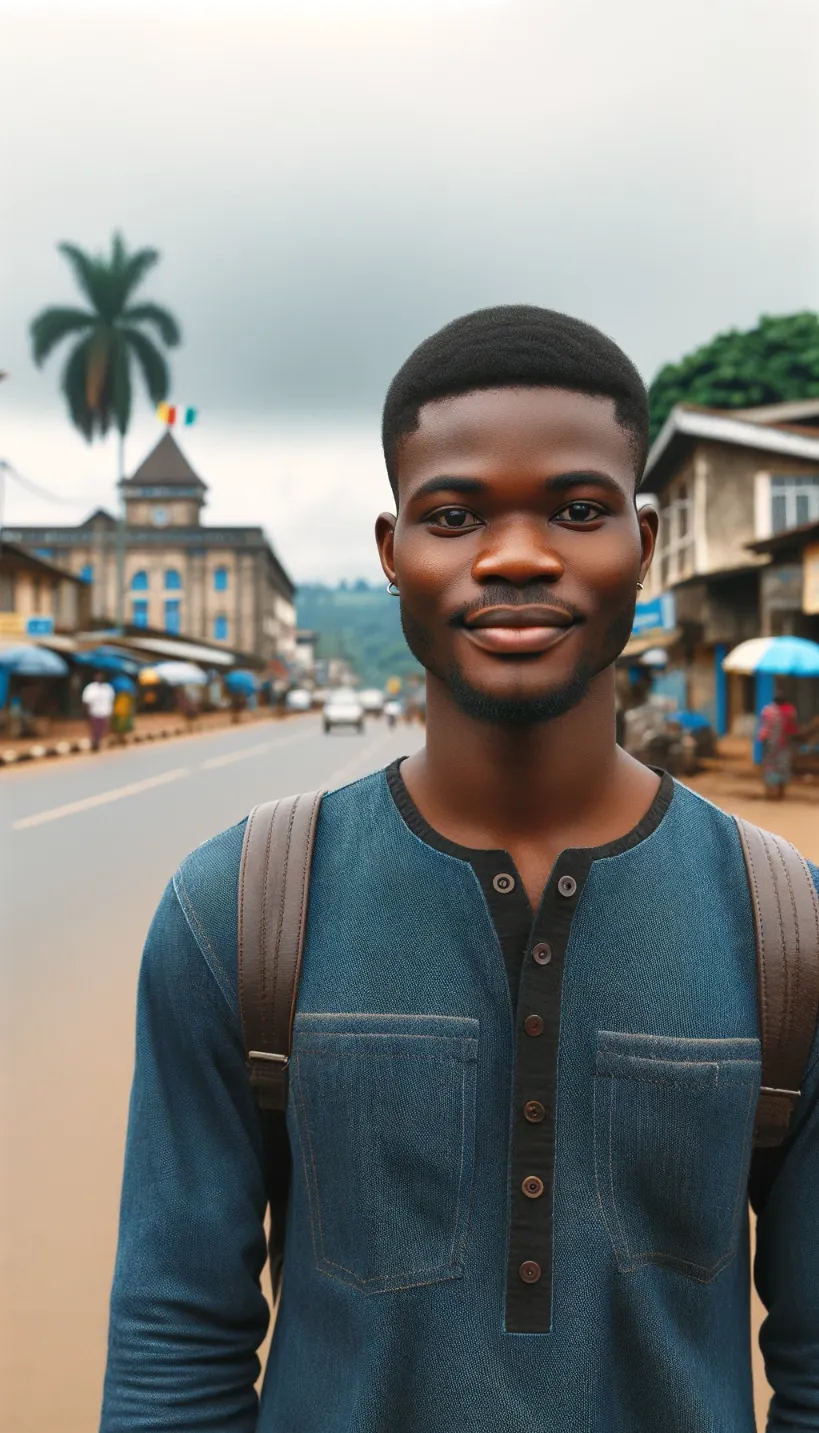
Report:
248,1050,289,1110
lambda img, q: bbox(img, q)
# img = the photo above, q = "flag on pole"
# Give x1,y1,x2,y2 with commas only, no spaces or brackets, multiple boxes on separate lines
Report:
184,407,197,426
156,401,170,423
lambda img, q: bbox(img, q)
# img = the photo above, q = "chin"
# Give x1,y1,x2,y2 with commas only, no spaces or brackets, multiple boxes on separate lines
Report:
445,658,594,727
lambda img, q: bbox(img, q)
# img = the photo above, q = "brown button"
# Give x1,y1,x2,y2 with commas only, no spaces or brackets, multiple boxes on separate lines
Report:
522,1175,544,1199
492,872,515,894
557,874,577,898
519,1260,542,1283
523,1099,545,1123
524,1014,544,1037
532,943,552,966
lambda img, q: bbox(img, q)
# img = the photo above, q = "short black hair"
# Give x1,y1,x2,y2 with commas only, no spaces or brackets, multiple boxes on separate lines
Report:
382,305,649,496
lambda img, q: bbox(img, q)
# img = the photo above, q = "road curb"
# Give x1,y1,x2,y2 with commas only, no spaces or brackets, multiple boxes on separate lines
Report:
0,711,298,768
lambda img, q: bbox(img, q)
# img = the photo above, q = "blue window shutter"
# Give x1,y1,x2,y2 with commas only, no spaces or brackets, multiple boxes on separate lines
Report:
165,599,181,635
80,564,94,584
133,600,149,628
214,615,228,641
214,567,228,592
131,570,149,592
165,568,182,591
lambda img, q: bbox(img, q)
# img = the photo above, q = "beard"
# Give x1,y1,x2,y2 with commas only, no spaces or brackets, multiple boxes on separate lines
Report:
401,596,636,728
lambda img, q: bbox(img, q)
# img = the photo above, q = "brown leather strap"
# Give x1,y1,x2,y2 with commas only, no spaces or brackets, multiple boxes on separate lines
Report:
735,817,819,1148
238,790,324,1110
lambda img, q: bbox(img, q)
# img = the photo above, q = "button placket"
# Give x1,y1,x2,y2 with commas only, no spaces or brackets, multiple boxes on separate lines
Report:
506,856,589,1333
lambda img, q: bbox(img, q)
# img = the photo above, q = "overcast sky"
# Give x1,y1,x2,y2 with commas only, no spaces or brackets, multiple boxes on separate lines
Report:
2,0,817,582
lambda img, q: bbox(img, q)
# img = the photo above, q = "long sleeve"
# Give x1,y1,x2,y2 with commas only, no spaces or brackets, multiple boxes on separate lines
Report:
754,869,819,1430
99,875,271,1432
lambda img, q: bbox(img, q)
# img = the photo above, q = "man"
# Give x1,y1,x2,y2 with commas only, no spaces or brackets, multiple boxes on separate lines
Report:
100,307,819,1432
81,669,115,751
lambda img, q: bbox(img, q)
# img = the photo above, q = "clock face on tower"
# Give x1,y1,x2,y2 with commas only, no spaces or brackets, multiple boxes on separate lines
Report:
152,506,169,528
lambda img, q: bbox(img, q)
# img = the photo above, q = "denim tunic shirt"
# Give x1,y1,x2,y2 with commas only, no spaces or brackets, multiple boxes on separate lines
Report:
100,770,819,1433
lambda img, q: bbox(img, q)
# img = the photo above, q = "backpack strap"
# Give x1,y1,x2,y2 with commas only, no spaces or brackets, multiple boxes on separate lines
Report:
238,790,324,1110
734,816,819,1148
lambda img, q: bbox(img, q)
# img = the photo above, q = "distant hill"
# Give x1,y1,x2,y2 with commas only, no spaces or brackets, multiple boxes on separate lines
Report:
295,581,424,688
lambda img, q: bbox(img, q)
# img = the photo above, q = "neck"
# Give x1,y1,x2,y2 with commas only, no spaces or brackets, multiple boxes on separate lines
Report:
403,667,628,849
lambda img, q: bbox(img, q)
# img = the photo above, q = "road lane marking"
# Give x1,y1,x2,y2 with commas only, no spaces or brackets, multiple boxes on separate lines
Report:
201,742,272,770
12,767,192,830
325,728,406,790
200,725,318,770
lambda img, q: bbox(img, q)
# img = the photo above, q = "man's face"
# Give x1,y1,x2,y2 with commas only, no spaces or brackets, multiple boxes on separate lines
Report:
376,386,657,726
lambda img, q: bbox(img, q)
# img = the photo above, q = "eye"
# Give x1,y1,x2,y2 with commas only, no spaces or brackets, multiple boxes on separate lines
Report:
554,501,605,525
428,506,482,532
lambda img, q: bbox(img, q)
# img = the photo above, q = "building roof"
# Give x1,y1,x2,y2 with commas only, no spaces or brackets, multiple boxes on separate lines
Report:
642,404,819,493
747,518,819,557
122,431,207,490
0,540,85,585
727,398,819,427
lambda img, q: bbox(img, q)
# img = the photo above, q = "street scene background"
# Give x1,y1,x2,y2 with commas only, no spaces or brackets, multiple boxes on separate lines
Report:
2,0,819,1430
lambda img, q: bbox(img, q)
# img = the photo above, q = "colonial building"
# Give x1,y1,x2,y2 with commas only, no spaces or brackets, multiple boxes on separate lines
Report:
0,541,91,641
3,432,296,664
630,399,819,730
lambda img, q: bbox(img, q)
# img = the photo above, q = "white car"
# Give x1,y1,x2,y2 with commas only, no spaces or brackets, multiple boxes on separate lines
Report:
323,687,365,734
285,687,313,712
359,688,385,715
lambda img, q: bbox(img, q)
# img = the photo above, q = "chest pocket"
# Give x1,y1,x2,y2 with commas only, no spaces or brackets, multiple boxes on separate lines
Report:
290,1013,479,1294
593,1031,760,1282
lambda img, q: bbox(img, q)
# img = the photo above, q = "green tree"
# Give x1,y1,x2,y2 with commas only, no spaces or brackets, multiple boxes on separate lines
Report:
30,231,180,447
30,232,181,628
648,312,819,444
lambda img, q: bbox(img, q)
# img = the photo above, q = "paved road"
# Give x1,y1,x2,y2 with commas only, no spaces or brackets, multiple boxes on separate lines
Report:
1,714,423,1433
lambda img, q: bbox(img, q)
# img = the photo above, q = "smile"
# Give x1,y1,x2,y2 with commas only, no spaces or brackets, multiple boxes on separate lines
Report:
462,605,577,656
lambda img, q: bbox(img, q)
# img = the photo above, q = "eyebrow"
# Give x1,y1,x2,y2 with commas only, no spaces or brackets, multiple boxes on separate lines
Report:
410,470,625,502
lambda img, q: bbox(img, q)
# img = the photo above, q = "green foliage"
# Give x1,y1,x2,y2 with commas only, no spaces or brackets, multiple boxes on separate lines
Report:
296,583,424,688
648,312,819,444
30,232,181,442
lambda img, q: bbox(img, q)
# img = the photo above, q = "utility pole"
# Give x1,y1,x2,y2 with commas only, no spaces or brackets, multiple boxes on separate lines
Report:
116,429,126,634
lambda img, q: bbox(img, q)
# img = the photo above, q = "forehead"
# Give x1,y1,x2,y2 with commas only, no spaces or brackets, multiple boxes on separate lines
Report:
396,386,636,491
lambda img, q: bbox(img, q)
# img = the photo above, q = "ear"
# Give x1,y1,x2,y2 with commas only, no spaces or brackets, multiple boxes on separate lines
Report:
375,512,397,585
637,502,658,584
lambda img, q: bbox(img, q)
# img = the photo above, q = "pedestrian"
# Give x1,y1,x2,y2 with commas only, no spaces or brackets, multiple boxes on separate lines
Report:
81,669,115,752
100,307,819,1433
758,685,800,800
110,685,134,746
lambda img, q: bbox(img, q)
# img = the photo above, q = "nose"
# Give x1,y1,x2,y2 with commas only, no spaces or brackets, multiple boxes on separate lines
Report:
471,516,565,588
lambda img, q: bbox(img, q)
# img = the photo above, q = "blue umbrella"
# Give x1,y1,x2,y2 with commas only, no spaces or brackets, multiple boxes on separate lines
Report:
0,644,69,676
111,675,136,693
73,646,142,676
723,636,819,677
225,669,259,693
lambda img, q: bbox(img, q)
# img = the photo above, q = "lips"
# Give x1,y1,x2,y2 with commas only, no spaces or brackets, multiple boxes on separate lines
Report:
462,605,576,656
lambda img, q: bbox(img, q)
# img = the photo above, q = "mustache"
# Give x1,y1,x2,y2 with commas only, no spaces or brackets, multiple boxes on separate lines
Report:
449,587,584,628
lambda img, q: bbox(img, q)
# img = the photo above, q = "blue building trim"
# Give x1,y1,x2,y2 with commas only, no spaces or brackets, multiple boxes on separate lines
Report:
714,645,728,737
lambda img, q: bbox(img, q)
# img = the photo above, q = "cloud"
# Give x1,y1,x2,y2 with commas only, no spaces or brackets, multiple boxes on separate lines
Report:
1,0,816,577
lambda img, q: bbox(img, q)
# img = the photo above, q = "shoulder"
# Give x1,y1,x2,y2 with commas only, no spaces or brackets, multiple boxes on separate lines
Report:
172,819,247,1013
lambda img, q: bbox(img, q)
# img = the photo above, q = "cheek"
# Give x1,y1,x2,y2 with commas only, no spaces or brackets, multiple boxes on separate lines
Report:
571,532,640,598
395,529,463,600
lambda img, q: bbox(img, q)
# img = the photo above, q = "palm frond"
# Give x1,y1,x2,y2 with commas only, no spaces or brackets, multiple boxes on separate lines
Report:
29,306,95,365
60,336,96,441
122,326,170,405
57,243,111,315
122,302,181,347
122,246,161,303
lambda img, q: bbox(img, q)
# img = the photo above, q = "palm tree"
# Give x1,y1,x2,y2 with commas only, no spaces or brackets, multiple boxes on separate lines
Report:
30,231,180,454
30,232,181,628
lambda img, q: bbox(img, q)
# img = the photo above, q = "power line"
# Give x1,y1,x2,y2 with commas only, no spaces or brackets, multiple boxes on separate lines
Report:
0,459,86,507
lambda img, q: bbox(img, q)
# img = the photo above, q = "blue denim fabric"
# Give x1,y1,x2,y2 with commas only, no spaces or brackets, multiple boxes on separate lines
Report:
100,773,819,1433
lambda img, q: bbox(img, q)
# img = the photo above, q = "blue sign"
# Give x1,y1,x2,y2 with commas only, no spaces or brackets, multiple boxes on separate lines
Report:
632,593,676,635
26,615,55,637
